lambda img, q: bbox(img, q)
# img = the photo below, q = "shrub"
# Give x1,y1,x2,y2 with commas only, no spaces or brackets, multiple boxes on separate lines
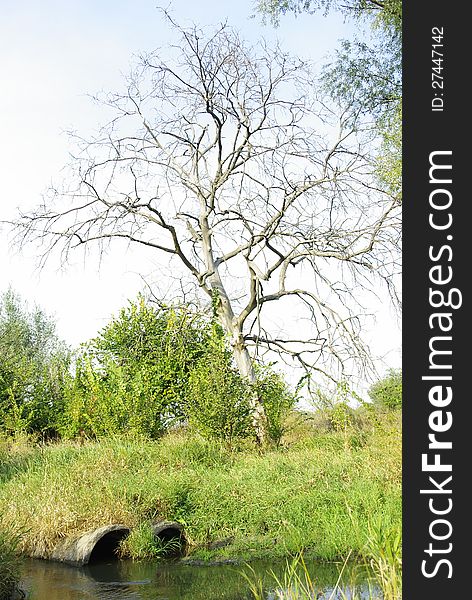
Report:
368,369,402,410
62,297,215,439
186,341,252,445
90,296,212,414
0,289,70,437
61,295,295,444
254,366,296,446
61,353,170,439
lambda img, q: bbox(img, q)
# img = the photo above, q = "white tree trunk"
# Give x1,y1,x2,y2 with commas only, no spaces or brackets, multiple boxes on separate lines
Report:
213,281,267,445
230,330,268,446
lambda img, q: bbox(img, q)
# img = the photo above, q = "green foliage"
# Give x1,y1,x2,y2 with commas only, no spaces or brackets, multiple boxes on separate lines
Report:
186,337,252,445
242,553,324,600
61,352,169,438
363,516,402,600
91,296,211,414
0,289,70,437
0,528,21,599
376,102,402,200
241,553,369,600
119,521,183,560
257,0,402,34
243,548,399,599
329,402,354,433
0,418,401,562
322,38,400,120
321,34,401,198
62,296,213,439
61,295,294,444
372,0,402,34
254,366,296,446
257,0,402,201
185,336,296,446
368,369,402,410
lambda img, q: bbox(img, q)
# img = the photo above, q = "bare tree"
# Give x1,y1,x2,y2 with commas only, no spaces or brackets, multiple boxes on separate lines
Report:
13,18,400,444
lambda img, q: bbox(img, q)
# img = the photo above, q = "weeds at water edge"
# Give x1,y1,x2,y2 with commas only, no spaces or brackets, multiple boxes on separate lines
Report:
0,528,21,600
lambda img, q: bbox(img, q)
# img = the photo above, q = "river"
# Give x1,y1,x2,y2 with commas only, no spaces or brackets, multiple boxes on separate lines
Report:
19,557,377,599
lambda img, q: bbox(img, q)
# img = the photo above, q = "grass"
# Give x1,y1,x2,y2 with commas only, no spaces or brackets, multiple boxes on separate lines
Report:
242,553,359,600
363,516,402,599
119,521,184,560
0,411,401,582
242,551,396,599
0,528,21,600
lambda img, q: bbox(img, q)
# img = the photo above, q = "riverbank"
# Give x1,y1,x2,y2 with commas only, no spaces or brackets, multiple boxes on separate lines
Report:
0,410,401,570
0,530,20,600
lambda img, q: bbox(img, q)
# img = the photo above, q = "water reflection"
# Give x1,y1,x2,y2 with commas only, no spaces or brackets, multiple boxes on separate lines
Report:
21,557,375,600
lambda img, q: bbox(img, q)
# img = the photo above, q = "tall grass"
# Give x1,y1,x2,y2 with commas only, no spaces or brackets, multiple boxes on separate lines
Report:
242,550,400,600
119,521,183,560
363,518,402,600
0,413,401,567
242,553,356,600
241,554,380,600
0,529,21,600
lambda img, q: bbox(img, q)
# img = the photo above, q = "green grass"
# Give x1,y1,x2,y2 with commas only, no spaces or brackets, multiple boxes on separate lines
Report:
0,413,401,572
0,528,21,600
119,521,184,560
242,551,398,600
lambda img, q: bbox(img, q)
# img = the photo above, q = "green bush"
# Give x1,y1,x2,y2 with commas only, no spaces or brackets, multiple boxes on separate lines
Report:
186,348,296,447
61,295,295,444
62,296,215,439
90,296,212,414
186,340,252,445
254,366,296,446
0,289,70,437
368,369,402,410
61,353,170,438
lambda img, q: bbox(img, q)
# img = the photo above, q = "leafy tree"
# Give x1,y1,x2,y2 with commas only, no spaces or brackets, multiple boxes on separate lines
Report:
90,296,212,415
258,0,402,201
368,368,402,410
14,18,400,443
256,1,401,30
0,289,70,436
376,103,401,200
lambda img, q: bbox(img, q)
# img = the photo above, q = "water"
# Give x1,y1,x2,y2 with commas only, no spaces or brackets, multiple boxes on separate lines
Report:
20,557,376,600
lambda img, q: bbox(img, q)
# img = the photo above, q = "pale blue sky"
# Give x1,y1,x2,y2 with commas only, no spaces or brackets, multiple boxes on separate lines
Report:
0,0,399,387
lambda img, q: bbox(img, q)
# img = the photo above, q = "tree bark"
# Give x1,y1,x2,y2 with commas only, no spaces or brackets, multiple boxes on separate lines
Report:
230,330,267,446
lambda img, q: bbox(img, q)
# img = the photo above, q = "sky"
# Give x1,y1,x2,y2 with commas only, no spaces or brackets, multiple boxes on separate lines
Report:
0,0,401,391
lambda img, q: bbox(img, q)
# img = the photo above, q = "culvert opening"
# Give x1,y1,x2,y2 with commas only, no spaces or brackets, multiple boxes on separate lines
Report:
152,523,186,557
88,528,130,564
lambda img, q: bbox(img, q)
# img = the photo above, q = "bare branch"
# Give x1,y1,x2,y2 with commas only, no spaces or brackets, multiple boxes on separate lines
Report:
11,19,400,402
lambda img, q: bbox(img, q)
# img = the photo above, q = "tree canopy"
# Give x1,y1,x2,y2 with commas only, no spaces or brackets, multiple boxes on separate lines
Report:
257,0,402,201
256,0,402,33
